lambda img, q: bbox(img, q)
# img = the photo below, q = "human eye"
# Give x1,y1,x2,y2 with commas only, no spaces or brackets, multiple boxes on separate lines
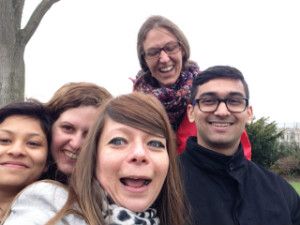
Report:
27,136,46,148
227,98,244,105
61,124,74,133
108,137,127,146
164,42,178,53
200,98,218,106
82,130,89,139
145,48,159,58
148,140,166,149
0,138,11,145
27,141,42,148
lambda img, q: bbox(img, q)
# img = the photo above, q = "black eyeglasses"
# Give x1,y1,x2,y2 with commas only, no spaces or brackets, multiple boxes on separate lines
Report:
192,97,249,113
143,41,181,59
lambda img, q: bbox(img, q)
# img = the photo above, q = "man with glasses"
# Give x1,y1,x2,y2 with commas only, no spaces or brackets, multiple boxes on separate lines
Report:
179,65,300,225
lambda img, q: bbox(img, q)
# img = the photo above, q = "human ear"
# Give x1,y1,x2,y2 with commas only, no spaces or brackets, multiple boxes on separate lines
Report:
246,105,253,125
187,104,195,123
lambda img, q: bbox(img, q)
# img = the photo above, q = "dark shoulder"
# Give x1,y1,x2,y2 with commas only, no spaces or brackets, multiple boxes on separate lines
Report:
248,161,297,194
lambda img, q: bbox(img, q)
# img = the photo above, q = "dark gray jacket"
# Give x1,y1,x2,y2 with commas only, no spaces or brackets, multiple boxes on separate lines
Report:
179,137,300,225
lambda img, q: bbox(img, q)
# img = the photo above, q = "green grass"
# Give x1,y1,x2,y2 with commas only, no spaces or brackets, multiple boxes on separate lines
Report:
290,182,300,195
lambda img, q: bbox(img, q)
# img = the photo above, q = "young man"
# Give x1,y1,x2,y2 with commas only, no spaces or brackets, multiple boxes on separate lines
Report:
179,66,300,225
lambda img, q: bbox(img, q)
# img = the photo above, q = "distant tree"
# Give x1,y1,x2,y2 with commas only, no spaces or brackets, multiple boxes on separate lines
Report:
246,117,284,168
273,140,300,176
278,140,300,159
0,0,60,107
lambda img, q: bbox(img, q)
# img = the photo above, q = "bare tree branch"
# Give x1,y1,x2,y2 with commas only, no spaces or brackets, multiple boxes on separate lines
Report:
13,0,25,29
21,0,61,45
0,0,61,106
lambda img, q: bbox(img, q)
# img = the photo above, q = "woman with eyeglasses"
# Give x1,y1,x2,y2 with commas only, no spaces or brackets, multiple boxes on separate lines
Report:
131,15,251,159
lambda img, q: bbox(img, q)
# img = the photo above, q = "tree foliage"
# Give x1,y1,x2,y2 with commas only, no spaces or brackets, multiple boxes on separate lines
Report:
246,117,284,168
278,141,300,159
0,0,60,107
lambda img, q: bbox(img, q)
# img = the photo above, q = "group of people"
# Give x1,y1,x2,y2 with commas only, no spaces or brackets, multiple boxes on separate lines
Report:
0,15,299,225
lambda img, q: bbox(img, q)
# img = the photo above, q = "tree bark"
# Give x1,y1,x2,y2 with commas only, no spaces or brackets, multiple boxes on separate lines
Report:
0,0,60,107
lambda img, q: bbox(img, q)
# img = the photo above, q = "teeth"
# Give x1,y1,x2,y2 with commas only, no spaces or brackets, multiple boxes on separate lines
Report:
212,123,230,127
160,66,173,72
64,151,78,159
121,178,151,187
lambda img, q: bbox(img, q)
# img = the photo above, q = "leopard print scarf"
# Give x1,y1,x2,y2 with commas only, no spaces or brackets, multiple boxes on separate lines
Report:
102,197,160,225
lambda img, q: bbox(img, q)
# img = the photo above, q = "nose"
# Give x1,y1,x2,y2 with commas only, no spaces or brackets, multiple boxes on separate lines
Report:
69,133,83,151
214,101,231,117
7,141,26,157
128,143,149,165
158,50,170,63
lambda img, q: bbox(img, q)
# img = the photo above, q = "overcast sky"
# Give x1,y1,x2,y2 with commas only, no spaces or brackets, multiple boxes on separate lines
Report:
23,0,300,125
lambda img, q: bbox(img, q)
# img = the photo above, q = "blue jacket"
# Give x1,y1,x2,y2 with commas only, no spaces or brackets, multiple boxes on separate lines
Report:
178,137,300,225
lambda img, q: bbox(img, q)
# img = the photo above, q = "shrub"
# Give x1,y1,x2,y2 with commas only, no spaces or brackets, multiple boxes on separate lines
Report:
246,117,284,168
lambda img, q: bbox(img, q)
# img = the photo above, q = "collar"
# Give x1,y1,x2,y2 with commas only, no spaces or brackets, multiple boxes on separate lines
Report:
184,136,248,176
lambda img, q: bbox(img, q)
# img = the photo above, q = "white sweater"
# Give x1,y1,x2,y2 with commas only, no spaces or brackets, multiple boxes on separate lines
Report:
3,181,87,225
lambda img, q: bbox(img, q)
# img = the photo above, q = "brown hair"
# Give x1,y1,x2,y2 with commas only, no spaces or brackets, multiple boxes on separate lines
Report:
45,82,112,121
44,82,112,183
137,15,191,73
46,92,187,225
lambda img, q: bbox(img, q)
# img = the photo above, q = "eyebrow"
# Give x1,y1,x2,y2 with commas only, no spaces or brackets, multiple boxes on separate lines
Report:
0,129,13,134
0,129,44,137
199,91,245,98
146,41,176,50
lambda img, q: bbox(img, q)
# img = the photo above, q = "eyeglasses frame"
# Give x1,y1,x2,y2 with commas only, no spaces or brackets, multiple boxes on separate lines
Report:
192,97,249,113
142,41,182,60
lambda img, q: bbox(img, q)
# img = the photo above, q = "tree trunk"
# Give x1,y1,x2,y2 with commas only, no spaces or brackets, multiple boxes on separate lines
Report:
0,0,60,107
0,0,25,106
0,45,25,106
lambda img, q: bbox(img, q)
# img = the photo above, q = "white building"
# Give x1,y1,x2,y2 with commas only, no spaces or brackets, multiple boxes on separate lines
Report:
278,123,300,146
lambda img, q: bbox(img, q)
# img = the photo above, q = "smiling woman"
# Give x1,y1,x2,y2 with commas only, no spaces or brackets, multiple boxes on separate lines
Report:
43,82,112,184
0,100,52,223
3,92,187,225
131,15,254,159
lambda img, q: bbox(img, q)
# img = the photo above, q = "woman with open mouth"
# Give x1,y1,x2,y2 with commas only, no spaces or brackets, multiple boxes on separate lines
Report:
3,92,187,225
132,15,252,159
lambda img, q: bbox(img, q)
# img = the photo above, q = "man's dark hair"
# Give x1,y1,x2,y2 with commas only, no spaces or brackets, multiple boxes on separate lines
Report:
190,65,250,102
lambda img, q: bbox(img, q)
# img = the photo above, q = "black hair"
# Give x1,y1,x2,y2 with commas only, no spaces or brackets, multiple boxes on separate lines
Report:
190,65,250,101
0,99,53,168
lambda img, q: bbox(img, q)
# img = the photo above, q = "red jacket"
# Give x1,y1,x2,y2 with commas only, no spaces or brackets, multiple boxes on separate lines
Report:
176,112,252,160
